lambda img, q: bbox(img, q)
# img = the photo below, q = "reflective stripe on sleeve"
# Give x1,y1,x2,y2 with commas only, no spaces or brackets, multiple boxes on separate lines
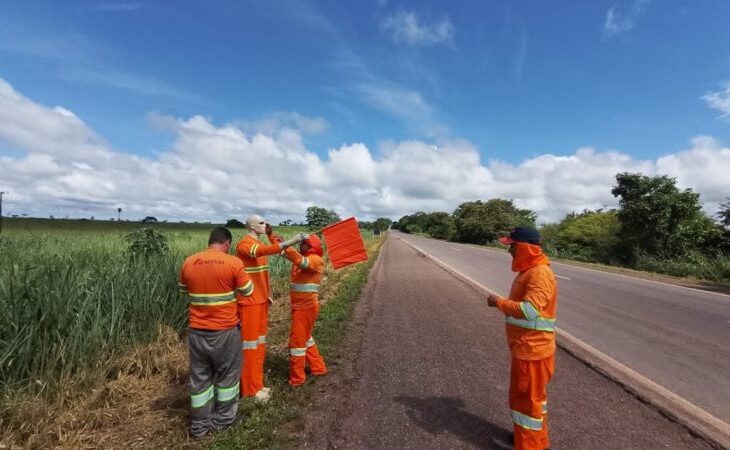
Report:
290,283,320,293
290,348,307,357
245,265,269,273
505,315,555,332
258,335,267,345
188,291,236,306
520,300,540,320
542,401,548,414
216,382,240,402
299,257,309,270
191,385,214,408
242,340,259,350
237,280,254,296
511,410,543,430
306,337,315,348
250,244,259,258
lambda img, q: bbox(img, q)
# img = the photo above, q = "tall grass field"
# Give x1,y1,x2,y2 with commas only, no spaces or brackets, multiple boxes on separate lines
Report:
0,218,374,401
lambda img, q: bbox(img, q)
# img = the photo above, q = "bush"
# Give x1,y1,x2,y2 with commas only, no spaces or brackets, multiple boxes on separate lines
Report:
125,228,169,260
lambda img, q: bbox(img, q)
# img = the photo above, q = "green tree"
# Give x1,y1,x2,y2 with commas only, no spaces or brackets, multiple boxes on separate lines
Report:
373,217,393,233
423,212,455,240
225,218,245,228
719,198,730,228
541,210,620,263
396,212,428,234
611,173,718,260
453,199,536,244
305,206,341,231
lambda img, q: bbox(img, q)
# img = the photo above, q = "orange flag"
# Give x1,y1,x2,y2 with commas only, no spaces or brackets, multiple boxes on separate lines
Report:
321,217,369,269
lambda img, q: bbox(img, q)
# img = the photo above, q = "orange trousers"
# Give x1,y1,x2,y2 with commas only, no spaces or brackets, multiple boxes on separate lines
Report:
239,302,269,397
288,303,327,386
509,354,554,450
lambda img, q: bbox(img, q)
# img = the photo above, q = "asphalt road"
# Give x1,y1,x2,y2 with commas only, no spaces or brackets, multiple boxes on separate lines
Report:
303,236,713,449
391,231,730,423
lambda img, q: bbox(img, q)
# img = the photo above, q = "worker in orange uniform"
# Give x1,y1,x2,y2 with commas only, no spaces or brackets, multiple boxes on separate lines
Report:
486,226,557,450
179,227,254,438
282,233,328,387
235,214,306,402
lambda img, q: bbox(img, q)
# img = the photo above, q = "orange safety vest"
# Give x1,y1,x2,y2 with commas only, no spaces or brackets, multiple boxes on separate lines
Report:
235,234,282,306
179,248,254,330
497,243,558,360
284,246,325,310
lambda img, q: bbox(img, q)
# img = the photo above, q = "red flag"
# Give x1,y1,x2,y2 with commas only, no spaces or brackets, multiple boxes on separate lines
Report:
321,217,369,270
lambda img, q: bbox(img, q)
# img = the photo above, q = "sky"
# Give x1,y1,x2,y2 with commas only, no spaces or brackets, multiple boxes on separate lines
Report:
1,0,729,224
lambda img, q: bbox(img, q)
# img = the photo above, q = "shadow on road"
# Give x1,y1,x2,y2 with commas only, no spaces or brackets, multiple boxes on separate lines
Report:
394,395,512,449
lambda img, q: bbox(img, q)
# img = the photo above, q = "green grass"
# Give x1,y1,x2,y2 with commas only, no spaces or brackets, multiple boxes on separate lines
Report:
0,221,302,399
0,218,383,448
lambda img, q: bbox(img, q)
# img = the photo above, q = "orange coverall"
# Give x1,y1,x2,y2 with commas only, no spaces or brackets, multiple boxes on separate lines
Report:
283,235,327,386
235,233,282,397
495,242,557,450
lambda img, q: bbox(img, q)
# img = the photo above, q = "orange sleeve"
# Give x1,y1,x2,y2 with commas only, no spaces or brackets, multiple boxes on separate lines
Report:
254,242,283,257
235,239,250,260
178,260,188,294
284,248,323,273
236,237,282,259
283,246,304,265
232,259,254,299
308,255,325,274
497,271,551,320
496,298,527,319
268,232,281,244
523,272,553,313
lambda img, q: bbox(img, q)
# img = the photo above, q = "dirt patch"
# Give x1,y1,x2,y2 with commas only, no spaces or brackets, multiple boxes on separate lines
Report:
1,328,197,450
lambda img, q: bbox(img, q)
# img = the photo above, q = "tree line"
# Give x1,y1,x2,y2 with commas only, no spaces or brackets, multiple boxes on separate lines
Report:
225,206,393,234
393,172,730,283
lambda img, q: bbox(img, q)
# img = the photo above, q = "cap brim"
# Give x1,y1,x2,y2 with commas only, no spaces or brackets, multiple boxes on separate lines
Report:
498,236,514,245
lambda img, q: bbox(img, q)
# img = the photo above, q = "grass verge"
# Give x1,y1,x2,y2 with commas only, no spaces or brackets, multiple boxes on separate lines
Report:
0,234,385,449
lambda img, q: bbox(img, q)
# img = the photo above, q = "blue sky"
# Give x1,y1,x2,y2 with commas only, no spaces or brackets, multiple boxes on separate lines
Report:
1,0,729,222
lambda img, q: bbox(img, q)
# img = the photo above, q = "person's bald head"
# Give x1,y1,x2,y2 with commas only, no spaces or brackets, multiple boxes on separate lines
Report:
246,214,267,234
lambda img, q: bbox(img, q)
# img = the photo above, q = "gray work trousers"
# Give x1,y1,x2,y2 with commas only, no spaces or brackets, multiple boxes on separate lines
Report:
189,326,242,437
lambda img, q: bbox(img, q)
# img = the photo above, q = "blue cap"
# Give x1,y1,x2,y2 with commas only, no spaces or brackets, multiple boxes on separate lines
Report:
499,226,541,245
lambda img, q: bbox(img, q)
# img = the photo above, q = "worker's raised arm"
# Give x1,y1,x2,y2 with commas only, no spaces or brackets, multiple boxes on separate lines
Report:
284,247,312,271
496,270,553,319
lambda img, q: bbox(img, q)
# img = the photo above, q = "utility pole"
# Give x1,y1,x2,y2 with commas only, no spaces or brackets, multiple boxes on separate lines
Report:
0,190,7,235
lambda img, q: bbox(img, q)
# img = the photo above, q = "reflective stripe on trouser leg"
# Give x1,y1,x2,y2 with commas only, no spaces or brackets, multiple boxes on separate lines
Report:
190,328,239,437
256,301,269,388
240,303,265,396
305,303,327,376
289,304,326,385
211,327,242,428
509,355,554,450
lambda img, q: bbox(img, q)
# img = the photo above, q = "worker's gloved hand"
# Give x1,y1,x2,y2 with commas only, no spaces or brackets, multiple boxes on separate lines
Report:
279,232,308,249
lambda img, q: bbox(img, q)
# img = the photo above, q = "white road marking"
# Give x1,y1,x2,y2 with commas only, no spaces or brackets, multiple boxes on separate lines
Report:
556,275,571,280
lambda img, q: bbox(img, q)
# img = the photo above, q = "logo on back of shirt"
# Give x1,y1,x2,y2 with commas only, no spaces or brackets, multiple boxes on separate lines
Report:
194,258,224,265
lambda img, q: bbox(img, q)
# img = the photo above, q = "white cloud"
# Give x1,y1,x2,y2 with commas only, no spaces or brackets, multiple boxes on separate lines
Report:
1,78,728,224
703,82,730,119
380,11,454,46
604,0,649,38
230,112,328,136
